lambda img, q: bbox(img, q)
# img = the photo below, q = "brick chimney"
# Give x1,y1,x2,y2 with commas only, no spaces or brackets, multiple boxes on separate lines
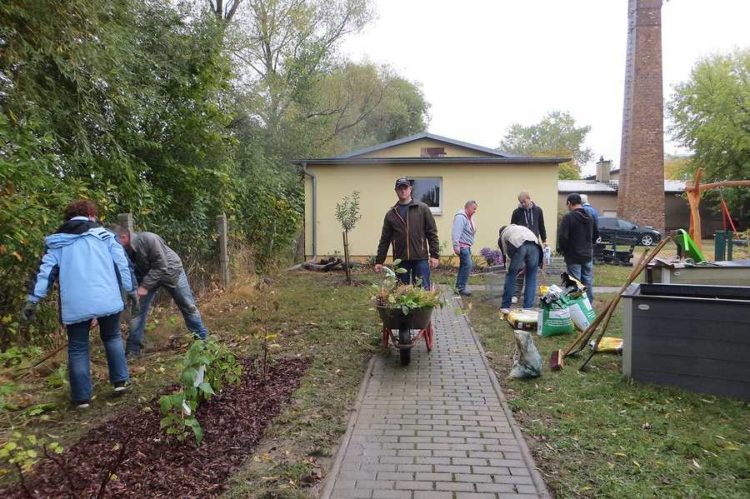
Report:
596,156,612,183
617,0,665,231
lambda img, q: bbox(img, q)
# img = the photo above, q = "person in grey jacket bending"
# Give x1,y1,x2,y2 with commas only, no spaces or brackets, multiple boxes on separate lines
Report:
113,227,208,356
451,200,478,296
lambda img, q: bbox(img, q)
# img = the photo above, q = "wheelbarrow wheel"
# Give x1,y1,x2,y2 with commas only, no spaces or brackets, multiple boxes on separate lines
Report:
399,347,411,366
398,329,411,366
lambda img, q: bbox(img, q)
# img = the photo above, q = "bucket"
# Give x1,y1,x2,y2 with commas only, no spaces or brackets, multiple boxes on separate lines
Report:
377,306,433,329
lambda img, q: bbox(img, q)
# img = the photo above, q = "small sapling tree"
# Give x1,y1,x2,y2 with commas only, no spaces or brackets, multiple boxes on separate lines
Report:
335,191,362,284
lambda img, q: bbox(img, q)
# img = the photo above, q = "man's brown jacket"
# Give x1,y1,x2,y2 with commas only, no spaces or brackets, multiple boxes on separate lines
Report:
375,200,440,264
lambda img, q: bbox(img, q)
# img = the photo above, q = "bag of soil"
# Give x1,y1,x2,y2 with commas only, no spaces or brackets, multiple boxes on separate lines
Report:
510,329,542,379
567,294,596,331
506,309,538,330
538,300,574,336
590,336,623,354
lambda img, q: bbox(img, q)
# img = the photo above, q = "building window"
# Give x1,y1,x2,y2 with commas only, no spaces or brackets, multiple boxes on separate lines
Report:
409,177,442,214
420,147,446,158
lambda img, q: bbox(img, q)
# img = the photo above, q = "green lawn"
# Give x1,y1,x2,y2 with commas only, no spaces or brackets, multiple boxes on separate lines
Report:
465,291,750,498
4,269,748,498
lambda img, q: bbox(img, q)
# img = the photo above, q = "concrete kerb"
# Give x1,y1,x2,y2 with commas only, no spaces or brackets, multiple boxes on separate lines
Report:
454,290,551,498
320,356,377,499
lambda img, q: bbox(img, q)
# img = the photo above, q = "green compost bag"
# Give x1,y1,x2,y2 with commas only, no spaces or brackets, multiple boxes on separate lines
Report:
538,300,574,336
566,294,596,331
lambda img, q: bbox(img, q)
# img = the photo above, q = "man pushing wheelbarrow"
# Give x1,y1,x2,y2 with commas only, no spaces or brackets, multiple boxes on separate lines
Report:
374,177,441,365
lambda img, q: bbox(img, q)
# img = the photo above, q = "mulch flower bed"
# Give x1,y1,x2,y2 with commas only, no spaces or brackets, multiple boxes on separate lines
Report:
3,357,310,498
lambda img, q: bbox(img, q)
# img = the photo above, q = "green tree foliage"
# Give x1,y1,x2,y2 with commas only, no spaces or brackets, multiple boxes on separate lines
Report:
335,191,361,232
1,0,234,344
0,0,430,347
499,111,594,179
664,154,692,180
301,63,429,154
668,49,750,222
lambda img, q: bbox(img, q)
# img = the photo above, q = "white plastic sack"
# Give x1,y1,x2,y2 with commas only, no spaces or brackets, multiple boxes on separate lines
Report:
567,294,596,331
509,330,542,379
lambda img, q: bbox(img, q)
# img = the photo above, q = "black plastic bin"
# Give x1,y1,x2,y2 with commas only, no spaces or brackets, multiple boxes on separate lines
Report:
622,284,750,401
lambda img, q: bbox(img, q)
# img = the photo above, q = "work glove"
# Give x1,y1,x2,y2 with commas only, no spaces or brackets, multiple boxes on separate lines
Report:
22,301,37,322
127,293,141,315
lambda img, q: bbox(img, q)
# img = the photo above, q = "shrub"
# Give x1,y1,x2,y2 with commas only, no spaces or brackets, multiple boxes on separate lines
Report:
480,247,504,266
159,339,241,445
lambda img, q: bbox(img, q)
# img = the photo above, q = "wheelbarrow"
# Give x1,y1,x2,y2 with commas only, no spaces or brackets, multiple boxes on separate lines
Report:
377,306,434,366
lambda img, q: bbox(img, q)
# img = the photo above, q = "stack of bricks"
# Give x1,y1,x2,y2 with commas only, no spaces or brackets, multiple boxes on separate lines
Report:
618,0,665,232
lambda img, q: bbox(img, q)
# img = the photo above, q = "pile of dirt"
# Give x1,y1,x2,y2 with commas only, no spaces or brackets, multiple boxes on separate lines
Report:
3,357,310,498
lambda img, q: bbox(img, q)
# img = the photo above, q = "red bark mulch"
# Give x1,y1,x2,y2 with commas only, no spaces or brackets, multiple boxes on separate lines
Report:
3,357,310,498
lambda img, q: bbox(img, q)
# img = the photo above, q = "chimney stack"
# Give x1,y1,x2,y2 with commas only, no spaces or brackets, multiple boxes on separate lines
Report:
596,156,612,183
617,0,665,231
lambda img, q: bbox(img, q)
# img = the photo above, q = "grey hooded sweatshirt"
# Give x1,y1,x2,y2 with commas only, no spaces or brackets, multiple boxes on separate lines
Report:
451,209,476,249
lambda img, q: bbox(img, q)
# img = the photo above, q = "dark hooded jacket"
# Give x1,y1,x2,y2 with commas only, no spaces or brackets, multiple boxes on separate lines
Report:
557,208,599,264
375,200,439,264
510,203,546,243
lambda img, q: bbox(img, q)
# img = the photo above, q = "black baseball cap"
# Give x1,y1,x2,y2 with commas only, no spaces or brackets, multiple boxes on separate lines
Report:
395,177,411,188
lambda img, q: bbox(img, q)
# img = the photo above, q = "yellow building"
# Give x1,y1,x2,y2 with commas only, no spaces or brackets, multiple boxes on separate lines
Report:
297,133,566,261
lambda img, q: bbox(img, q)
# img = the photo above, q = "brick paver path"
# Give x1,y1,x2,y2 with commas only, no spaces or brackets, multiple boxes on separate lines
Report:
323,288,549,499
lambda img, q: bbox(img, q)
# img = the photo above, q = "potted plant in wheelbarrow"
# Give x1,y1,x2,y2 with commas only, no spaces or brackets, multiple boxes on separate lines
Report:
372,260,441,365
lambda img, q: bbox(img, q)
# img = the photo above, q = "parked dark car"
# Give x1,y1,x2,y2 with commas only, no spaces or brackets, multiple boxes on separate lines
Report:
598,217,661,246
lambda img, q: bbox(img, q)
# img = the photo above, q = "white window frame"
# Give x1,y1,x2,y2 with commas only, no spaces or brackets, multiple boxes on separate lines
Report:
409,176,443,215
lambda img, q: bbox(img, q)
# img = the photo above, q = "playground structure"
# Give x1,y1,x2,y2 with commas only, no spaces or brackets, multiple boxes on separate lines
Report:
686,168,750,252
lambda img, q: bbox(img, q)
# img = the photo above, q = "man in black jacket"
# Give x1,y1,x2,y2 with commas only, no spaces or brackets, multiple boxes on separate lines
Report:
558,193,599,302
510,191,547,246
375,177,440,289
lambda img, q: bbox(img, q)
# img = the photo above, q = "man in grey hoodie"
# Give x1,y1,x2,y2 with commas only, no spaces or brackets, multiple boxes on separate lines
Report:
451,200,478,296
113,227,208,356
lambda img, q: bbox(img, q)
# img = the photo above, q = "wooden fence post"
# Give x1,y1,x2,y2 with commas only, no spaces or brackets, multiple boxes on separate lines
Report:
117,213,134,233
217,214,230,287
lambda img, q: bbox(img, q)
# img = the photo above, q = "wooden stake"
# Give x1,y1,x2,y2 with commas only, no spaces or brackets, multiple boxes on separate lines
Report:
342,230,352,284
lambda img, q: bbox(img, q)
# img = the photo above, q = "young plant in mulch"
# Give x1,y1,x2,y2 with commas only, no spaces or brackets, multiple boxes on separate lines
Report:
257,331,281,382
372,260,442,316
0,432,63,497
159,339,241,444
335,191,362,284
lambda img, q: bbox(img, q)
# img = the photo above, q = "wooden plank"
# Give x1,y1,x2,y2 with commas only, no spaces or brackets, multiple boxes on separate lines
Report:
632,369,750,401
632,336,750,362
630,319,750,344
631,353,750,382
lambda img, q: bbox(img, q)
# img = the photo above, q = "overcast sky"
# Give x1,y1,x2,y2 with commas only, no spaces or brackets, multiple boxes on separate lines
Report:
340,0,750,175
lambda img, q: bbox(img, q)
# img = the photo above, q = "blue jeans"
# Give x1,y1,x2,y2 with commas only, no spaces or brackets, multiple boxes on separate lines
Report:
126,270,208,355
397,259,431,290
67,313,128,403
502,242,540,309
566,261,594,302
455,247,473,292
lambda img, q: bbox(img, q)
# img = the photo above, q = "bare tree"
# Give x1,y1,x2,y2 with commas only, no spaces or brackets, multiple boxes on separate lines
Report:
208,0,243,21
228,0,374,132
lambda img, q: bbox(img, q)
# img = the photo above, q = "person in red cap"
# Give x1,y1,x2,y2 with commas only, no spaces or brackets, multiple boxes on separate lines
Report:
374,177,440,289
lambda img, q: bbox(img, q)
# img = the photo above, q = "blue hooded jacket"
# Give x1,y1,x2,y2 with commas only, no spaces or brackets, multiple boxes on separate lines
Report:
28,217,135,325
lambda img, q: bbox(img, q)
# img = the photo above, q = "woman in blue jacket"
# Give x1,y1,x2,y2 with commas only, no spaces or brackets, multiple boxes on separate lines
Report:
23,200,139,408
